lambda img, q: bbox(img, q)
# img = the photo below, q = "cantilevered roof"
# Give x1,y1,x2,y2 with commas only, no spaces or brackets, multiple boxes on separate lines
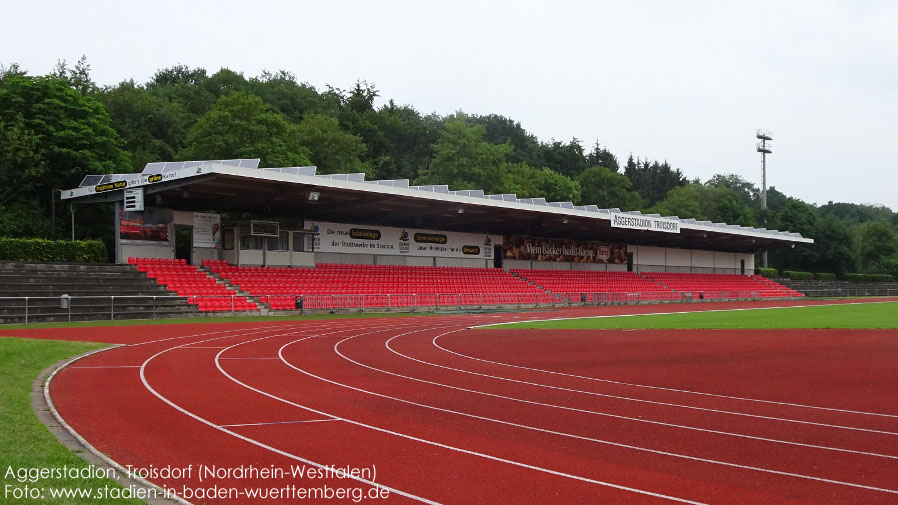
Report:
63,160,813,252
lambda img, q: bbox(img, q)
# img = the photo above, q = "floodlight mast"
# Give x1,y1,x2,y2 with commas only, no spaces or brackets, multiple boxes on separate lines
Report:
756,129,773,268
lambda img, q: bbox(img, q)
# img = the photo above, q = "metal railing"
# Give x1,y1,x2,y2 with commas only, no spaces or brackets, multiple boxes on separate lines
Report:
796,288,898,298
1,289,803,324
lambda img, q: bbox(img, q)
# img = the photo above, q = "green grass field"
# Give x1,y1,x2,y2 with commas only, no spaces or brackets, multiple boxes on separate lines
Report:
0,338,144,504
489,301,898,330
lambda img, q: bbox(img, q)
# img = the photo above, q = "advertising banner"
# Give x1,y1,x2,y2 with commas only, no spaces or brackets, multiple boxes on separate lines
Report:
193,212,221,248
504,236,627,264
310,221,495,260
610,212,680,233
119,207,173,244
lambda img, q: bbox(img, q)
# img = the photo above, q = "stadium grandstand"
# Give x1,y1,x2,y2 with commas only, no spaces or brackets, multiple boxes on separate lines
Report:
56,158,812,314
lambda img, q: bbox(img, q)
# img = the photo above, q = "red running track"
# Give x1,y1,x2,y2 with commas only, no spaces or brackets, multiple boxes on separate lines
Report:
8,299,898,505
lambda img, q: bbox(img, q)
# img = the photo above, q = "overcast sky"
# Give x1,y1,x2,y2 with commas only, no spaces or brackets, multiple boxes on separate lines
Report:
4,0,897,209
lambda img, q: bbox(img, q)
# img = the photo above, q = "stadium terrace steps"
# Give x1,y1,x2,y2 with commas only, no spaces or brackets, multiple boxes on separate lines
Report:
131,258,259,313
777,279,898,296
0,260,193,323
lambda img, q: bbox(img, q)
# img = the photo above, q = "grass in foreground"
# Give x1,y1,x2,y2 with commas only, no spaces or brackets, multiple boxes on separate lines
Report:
0,338,145,504
489,301,898,330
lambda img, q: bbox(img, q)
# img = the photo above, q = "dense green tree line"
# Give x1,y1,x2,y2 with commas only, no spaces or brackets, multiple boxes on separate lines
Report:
1,60,896,277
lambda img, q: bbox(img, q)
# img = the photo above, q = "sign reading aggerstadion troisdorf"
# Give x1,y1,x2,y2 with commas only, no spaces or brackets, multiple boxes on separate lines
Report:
311,222,495,259
610,212,680,233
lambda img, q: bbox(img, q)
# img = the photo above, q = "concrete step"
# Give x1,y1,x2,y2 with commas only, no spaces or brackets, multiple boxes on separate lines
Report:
0,261,133,273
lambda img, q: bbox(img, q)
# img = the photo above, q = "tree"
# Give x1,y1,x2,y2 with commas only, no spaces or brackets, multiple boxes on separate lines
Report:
249,70,334,124
576,165,643,210
650,184,714,221
146,65,214,117
295,113,370,175
467,113,544,168
857,220,898,273
203,68,250,98
812,216,854,275
100,80,191,170
625,157,687,206
705,174,759,207
505,163,581,203
818,202,895,226
0,74,130,197
371,102,441,180
770,198,820,271
586,142,619,172
541,138,588,179
180,92,311,167
414,116,514,194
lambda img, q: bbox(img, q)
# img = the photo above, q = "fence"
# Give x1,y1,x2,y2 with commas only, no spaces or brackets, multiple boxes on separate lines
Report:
1,289,792,324
795,288,898,298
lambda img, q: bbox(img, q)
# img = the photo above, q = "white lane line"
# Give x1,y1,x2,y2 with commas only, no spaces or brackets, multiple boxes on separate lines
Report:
377,333,898,436
477,299,898,328
139,320,467,505
181,346,229,349
214,326,709,505
277,330,898,496
219,357,280,360
319,334,898,459
128,321,325,347
220,419,339,428
70,365,141,369
432,331,898,420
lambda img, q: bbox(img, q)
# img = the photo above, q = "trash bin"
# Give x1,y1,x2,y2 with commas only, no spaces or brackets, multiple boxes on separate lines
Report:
294,296,304,311
60,294,71,309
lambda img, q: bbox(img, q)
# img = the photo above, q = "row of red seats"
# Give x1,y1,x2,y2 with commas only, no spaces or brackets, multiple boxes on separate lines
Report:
130,257,259,312
642,272,803,298
209,263,547,310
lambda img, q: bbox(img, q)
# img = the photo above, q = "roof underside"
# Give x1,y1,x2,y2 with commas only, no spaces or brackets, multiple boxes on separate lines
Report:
64,160,812,253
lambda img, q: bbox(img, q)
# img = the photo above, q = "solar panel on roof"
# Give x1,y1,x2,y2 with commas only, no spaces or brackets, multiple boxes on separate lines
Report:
141,159,260,175
79,175,103,187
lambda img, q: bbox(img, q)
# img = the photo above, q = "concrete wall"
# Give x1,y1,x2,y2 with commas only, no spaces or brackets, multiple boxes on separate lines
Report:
435,257,489,268
120,243,172,263
406,256,435,267
239,250,264,266
315,252,375,265
630,246,754,274
291,252,315,268
530,260,572,270
571,262,607,271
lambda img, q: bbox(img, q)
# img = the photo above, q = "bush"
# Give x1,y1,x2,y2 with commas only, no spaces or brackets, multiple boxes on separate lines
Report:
757,267,778,278
783,270,814,280
845,273,895,283
0,238,107,263
814,273,836,281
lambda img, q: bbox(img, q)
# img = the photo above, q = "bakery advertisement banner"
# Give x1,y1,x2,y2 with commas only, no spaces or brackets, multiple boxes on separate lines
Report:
504,236,627,264
310,221,495,260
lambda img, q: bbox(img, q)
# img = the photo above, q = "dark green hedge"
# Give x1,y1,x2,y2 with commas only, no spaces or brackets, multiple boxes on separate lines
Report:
0,238,107,263
783,270,814,280
814,273,836,281
845,273,895,283
757,267,778,278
